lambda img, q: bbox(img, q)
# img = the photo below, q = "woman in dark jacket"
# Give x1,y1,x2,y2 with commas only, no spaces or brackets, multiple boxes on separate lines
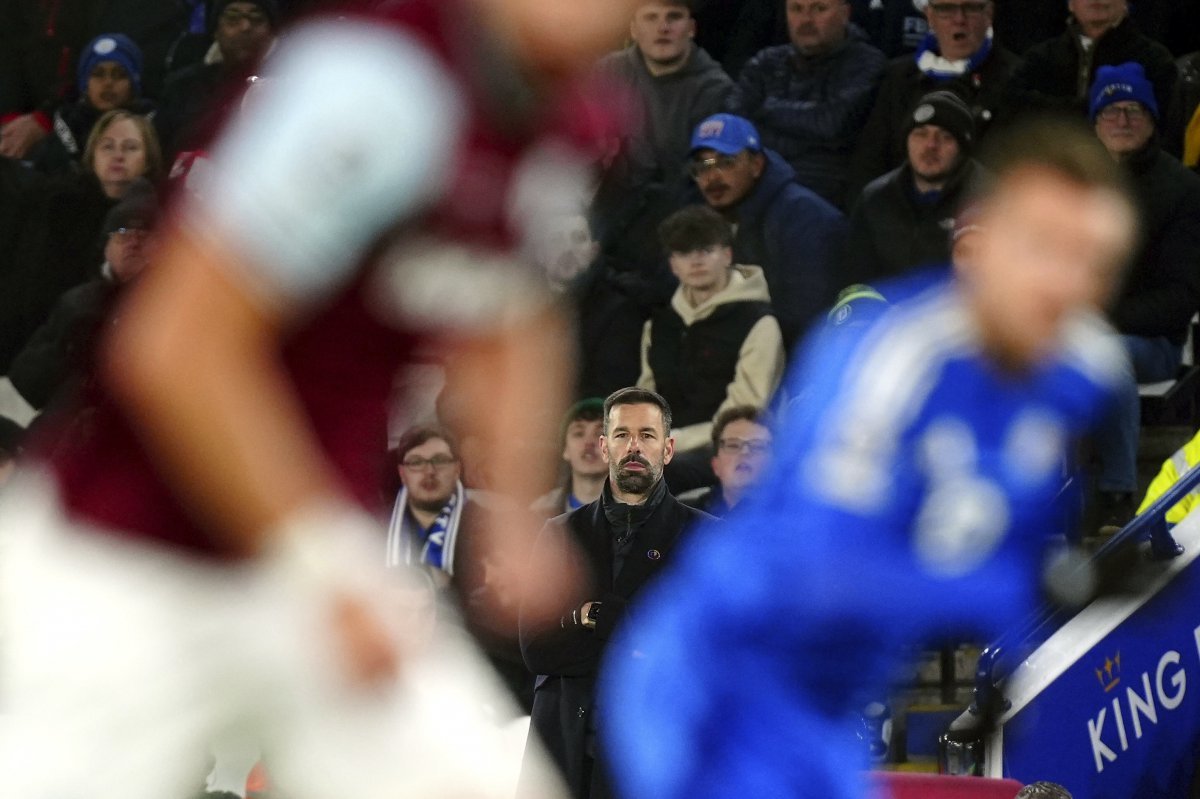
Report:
0,109,162,371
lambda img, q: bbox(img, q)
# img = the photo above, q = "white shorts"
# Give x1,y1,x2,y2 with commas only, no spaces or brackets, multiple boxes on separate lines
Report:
0,471,563,799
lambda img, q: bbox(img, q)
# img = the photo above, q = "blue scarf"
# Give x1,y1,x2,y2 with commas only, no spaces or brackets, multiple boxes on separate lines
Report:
386,480,465,575
914,29,993,81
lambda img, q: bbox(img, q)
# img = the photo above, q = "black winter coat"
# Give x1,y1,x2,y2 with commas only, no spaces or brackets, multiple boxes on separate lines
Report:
0,171,115,371
848,46,1017,201
1003,15,1177,123
726,30,887,207
1110,142,1200,343
519,486,710,798
155,60,251,161
846,158,984,287
9,276,117,410
849,0,928,58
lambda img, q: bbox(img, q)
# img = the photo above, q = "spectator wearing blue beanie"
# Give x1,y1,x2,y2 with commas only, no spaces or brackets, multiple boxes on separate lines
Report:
1004,0,1176,123
27,34,155,176
1088,61,1200,527
77,34,144,102
1089,61,1159,124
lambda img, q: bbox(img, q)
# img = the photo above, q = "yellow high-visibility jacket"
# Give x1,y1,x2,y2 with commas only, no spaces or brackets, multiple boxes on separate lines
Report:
1138,430,1200,524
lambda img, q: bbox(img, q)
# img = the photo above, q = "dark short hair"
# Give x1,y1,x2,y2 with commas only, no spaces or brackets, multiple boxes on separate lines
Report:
711,405,771,452
1015,783,1072,799
564,397,604,427
658,204,734,255
977,117,1131,200
603,387,673,437
561,397,604,443
392,425,458,464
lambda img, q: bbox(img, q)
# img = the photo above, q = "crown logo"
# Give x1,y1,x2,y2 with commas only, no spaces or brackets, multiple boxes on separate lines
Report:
1095,651,1121,693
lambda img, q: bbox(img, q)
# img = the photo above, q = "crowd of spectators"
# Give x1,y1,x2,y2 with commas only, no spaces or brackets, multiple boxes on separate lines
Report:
3,0,1200,796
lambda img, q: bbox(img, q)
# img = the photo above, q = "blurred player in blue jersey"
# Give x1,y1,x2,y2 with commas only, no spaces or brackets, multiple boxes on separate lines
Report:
599,120,1139,799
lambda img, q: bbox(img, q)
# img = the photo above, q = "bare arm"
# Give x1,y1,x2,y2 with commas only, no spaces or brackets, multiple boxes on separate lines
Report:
103,228,342,552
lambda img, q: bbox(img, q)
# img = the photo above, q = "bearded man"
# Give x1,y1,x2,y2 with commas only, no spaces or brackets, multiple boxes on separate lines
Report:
518,386,713,799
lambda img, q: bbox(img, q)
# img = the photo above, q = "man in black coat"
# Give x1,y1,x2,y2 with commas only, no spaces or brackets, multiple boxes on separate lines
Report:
1004,0,1176,123
519,387,712,799
724,0,887,206
1088,62,1200,524
847,90,984,287
848,0,1016,200
9,186,155,411
154,0,280,161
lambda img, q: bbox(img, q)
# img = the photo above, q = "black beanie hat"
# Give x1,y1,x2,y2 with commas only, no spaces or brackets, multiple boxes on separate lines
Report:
906,90,976,150
102,179,158,236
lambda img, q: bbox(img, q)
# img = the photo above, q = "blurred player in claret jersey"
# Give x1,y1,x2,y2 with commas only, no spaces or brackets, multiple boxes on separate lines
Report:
600,119,1139,799
0,2,637,798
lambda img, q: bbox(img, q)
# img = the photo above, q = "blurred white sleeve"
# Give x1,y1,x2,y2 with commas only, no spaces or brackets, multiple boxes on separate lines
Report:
185,20,465,308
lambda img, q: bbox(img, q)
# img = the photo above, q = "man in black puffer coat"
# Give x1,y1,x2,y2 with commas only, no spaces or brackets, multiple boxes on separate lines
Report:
847,90,984,287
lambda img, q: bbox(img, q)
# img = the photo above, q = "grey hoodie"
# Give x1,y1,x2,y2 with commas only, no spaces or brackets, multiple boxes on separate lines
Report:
598,42,733,186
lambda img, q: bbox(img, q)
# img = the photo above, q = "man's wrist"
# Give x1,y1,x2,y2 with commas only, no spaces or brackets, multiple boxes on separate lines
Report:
582,600,601,630
563,600,602,630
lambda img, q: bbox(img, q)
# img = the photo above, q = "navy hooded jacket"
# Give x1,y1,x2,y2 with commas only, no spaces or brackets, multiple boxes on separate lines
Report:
726,148,847,350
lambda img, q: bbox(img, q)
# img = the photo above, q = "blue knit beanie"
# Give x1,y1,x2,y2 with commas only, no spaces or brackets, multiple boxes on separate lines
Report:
77,34,143,97
1089,62,1158,122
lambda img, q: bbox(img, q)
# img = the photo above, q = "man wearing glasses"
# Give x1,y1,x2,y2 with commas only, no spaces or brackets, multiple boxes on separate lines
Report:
387,426,469,583
155,0,279,160
687,112,846,350
678,405,774,516
1087,62,1200,530
1005,0,1175,122
849,0,1016,199
385,424,536,712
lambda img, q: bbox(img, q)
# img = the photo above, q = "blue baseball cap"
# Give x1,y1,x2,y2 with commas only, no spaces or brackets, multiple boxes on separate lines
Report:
690,114,762,156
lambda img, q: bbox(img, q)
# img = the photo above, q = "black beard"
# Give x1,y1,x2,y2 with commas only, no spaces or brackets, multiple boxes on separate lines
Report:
411,494,451,514
615,469,654,495
613,455,658,496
